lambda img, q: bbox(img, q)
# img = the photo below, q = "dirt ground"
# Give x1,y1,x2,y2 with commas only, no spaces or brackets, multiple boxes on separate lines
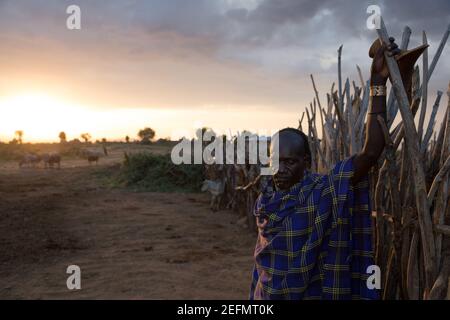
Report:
0,146,256,299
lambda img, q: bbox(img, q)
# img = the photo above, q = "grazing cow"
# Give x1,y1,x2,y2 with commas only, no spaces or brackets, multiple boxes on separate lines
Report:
82,150,102,165
201,179,225,212
42,153,61,169
88,154,100,165
19,154,41,168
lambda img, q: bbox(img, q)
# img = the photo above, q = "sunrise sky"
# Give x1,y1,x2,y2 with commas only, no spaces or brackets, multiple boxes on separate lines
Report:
0,0,449,142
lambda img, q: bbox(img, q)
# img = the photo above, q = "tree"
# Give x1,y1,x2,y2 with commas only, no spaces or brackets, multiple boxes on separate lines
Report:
125,135,130,144
59,131,67,143
15,130,23,144
138,127,155,144
80,133,91,143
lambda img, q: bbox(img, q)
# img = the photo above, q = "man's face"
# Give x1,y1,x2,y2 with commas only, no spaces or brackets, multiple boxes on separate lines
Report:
270,134,307,191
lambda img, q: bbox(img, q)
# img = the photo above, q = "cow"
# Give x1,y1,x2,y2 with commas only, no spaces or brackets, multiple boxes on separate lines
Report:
87,154,99,165
41,153,61,169
19,154,41,168
82,150,102,165
201,179,225,212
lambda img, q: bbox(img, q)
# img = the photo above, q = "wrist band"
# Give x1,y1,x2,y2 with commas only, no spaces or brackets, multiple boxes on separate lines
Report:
370,85,387,97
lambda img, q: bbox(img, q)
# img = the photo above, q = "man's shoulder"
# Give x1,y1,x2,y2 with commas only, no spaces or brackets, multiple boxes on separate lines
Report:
320,157,356,180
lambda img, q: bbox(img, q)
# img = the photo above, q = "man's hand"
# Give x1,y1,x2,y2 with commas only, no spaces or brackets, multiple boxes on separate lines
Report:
256,217,269,246
369,37,401,84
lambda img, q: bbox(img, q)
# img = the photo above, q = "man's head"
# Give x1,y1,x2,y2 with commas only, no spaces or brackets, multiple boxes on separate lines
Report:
270,128,311,191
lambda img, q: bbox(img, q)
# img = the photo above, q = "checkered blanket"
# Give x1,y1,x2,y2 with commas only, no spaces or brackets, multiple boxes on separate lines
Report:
250,157,379,300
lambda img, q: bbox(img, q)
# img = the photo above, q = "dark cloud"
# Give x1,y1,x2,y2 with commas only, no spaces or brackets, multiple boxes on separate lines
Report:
1,1,448,54
379,0,450,40
0,0,448,115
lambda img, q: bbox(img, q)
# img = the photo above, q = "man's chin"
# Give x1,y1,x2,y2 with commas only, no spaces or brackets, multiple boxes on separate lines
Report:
274,180,291,191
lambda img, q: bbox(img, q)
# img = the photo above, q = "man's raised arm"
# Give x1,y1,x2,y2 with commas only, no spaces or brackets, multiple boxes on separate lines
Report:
352,37,401,183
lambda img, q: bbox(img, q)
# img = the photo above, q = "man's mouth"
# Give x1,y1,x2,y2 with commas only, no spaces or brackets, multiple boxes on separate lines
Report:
275,176,289,182
274,177,290,187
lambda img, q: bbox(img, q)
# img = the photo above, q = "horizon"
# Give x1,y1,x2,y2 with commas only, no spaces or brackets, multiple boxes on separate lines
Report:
0,92,295,143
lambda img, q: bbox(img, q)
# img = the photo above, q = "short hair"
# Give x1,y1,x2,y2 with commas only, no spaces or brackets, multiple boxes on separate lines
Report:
277,127,311,160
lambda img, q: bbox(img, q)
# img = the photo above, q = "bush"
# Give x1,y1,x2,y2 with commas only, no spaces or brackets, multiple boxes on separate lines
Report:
0,143,23,161
120,152,203,193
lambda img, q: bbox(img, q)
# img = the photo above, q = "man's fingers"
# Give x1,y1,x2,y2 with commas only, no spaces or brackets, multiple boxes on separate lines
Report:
393,48,401,56
386,36,399,56
387,42,398,50
260,220,268,228
387,44,401,57
257,218,268,229
382,35,400,57
387,44,398,50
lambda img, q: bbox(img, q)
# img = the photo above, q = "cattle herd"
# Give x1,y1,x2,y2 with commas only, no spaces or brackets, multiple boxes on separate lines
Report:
18,149,104,169
18,138,265,233
19,152,61,169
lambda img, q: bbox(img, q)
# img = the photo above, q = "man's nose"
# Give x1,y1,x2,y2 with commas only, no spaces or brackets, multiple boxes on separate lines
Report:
277,162,287,174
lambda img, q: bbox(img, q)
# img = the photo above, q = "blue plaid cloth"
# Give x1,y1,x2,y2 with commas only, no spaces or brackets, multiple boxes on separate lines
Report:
250,157,379,300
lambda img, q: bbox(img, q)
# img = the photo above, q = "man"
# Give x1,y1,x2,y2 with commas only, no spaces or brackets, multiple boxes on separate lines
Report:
249,38,410,300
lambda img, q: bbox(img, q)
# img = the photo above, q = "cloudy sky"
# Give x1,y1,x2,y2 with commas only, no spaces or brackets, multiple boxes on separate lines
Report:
0,0,448,141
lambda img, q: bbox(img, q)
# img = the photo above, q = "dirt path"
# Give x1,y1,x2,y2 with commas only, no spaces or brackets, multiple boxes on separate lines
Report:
0,162,256,299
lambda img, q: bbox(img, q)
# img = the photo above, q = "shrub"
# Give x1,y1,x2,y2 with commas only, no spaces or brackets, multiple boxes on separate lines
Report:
120,152,203,192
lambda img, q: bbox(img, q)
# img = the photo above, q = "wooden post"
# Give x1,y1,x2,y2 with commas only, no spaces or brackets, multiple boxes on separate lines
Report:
421,91,443,153
417,31,429,142
356,65,365,92
338,45,344,114
378,116,406,298
433,83,450,274
387,26,412,127
427,24,450,82
376,17,436,294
